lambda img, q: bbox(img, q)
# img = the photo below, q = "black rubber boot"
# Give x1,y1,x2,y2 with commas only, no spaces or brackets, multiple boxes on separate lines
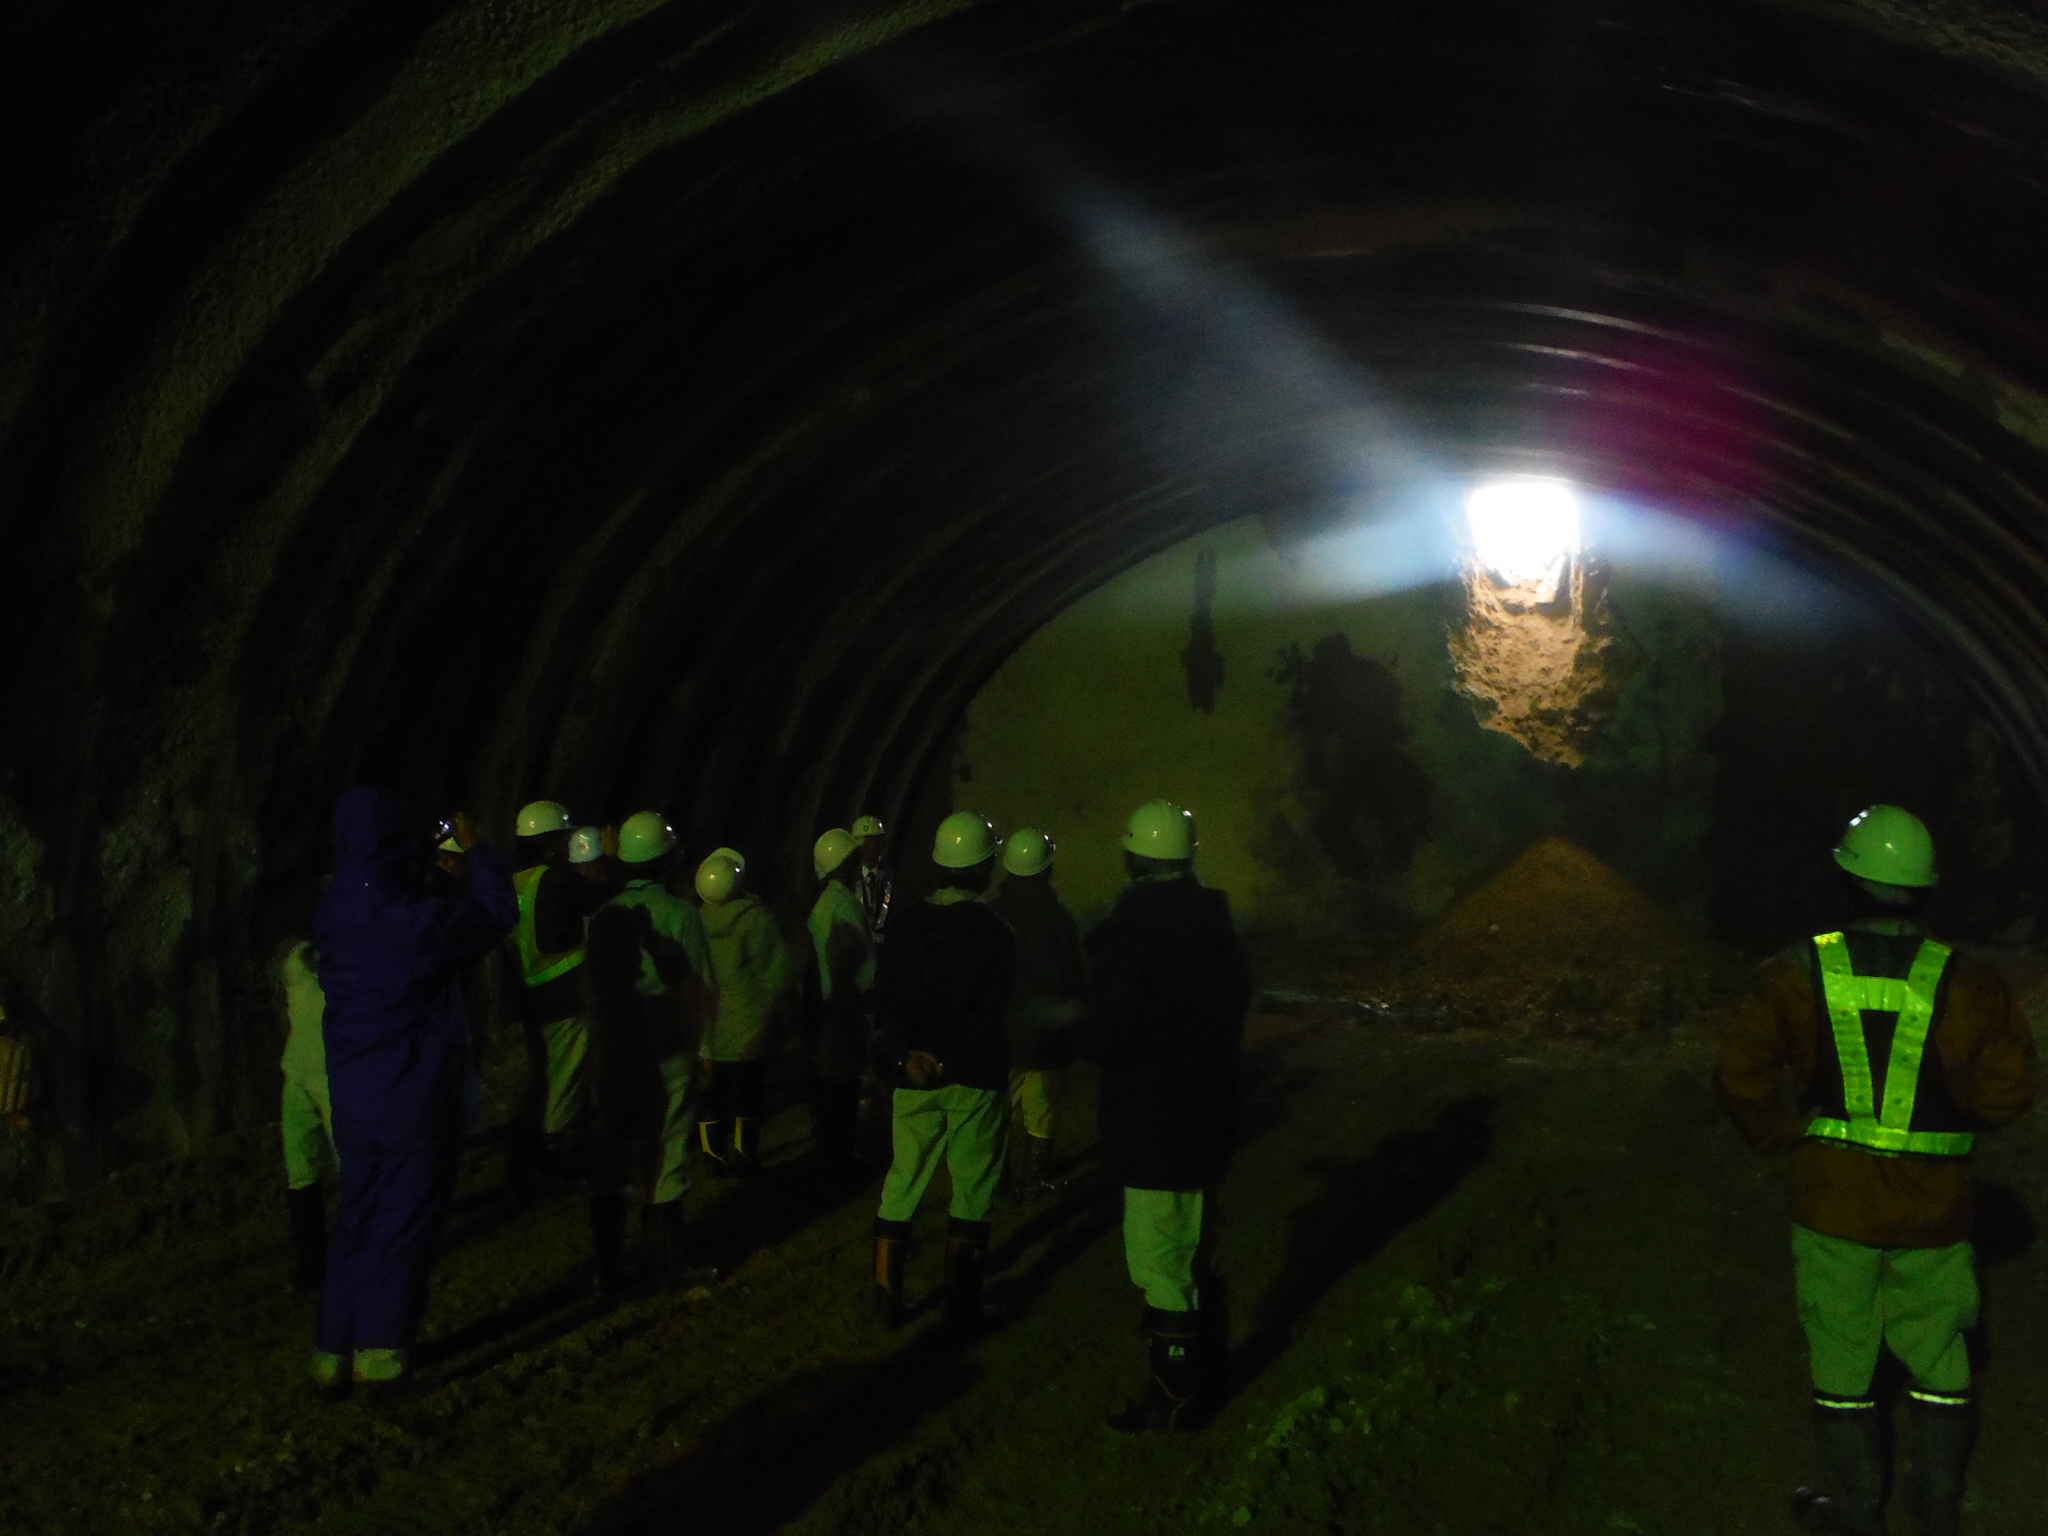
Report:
1793,1402,1886,1536
942,1217,1006,1329
590,1193,632,1297
287,1182,327,1292
1107,1307,1203,1433
1902,1393,1973,1536
644,1201,721,1291
873,1218,913,1328
730,1117,762,1180
697,1119,732,1178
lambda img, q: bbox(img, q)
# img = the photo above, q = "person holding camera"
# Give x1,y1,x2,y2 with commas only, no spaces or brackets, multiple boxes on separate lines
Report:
868,811,1017,1330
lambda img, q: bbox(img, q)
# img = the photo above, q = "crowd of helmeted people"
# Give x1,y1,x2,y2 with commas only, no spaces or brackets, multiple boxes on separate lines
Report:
279,786,1251,1431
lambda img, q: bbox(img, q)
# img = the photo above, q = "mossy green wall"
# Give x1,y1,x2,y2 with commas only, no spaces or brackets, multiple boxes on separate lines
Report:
953,517,1725,976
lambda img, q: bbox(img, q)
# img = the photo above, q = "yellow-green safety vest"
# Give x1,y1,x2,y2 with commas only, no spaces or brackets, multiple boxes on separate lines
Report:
513,865,585,988
1804,930,1974,1159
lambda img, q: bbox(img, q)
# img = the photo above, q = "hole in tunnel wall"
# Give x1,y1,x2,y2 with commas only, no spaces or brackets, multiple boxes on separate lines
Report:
947,505,2046,983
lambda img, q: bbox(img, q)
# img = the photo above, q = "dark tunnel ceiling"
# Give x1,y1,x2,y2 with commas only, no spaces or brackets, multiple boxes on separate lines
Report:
10,0,2048,906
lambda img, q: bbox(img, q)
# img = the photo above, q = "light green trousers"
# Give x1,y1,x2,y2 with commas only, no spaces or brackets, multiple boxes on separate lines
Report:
1792,1224,1977,1400
539,1016,589,1134
878,1085,1006,1224
650,1053,697,1205
1125,1188,1206,1312
281,1074,337,1191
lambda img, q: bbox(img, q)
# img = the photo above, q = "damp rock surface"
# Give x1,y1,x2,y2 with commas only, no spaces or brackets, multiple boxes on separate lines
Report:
3,1008,2047,1534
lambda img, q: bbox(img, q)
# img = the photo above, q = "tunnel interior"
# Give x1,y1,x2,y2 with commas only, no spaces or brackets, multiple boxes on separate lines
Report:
8,1,2048,1525
8,0,2048,1182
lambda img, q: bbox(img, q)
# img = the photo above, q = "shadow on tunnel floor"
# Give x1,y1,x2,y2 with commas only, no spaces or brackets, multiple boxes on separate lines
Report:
576,1178,1121,1536
1219,1095,1497,1410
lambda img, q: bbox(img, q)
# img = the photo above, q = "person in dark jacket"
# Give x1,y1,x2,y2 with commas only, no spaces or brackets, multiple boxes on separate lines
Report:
1077,798,1251,1434
988,826,1086,1201
869,810,1018,1330
311,789,516,1400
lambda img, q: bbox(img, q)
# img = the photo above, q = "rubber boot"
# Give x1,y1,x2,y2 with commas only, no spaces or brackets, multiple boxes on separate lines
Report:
644,1201,721,1291
1793,1402,1886,1536
352,1347,413,1409
590,1193,632,1297
730,1117,762,1180
309,1348,350,1404
287,1182,327,1292
1107,1307,1203,1434
1006,1133,1061,1203
697,1119,732,1178
942,1217,1007,1329
1902,1393,1972,1536
873,1218,913,1328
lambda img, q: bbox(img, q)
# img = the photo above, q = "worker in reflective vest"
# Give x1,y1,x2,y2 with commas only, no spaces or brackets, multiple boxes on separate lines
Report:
508,801,619,1196
1716,805,2037,1536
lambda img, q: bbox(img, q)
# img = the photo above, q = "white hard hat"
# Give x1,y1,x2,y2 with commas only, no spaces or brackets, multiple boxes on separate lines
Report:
1002,827,1055,877
815,828,859,880
695,852,744,904
566,827,604,864
617,812,678,865
1122,799,1196,861
1834,804,1937,888
933,810,998,869
516,800,572,837
851,814,886,842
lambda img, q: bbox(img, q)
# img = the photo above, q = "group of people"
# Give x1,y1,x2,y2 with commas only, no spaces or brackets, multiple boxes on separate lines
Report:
273,783,2043,1503
276,786,1253,1431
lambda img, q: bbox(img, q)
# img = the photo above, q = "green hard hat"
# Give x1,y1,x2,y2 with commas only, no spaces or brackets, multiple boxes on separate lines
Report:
1833,804,1937,888
1002,827,1055,877
695,852,744,904
933,810,998,869
814,828,858,880
1122,799,1197,861
617,811,677,865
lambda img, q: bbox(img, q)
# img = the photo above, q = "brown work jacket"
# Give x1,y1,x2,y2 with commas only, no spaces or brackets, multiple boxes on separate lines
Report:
1715,925,2039,1249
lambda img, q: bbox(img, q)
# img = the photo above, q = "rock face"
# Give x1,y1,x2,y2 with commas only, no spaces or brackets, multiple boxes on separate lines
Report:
1448,555,1621,769
8,1,2048,1192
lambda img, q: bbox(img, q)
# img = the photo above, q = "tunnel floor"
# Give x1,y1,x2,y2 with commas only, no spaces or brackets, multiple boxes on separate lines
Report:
4,1001,2048,1536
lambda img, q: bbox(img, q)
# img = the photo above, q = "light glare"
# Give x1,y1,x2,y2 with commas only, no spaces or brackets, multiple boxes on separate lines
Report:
1465,479,1581,582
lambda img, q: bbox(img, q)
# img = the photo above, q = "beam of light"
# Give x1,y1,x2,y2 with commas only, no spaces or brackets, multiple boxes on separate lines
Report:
1464,479,1581,583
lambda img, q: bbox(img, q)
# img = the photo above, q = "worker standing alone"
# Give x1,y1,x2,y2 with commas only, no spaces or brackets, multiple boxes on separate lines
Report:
694,849,795,1178
988,826,1085,1201
1717,805,2038,1536
583,812,719,1292
808,828,876,1168
1079,799,1251,1433
869,811,1017,1329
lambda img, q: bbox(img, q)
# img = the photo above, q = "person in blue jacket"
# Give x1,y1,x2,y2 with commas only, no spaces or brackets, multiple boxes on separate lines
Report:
310,788,516,1400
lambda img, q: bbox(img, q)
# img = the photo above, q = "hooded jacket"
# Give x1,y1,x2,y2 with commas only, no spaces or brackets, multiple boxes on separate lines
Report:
987,872,1086,1072
872,891,1017,1092
312,787,516,1147
698,894,794,1062
1077,875,1251,1190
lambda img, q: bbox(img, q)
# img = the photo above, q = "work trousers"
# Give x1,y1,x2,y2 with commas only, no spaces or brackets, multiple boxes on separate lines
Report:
877,1085,1005,1225
1009,1068,1067,1143
1792,1224,1977,1402
317,1136,461,1358
1125,1187,1213,1313
281,1073,338,1191
592,1053,697,1206
699,1057,767,1127
522,1015,589,1135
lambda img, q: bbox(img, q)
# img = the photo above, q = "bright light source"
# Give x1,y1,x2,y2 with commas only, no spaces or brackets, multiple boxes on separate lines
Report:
1464,479,1581,582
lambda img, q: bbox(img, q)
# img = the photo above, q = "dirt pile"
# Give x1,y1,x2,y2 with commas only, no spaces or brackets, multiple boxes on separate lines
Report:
1345,835,1749,1035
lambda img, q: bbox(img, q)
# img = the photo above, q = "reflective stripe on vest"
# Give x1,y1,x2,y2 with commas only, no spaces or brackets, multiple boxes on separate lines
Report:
1804,930,1973,1158
513,866,584,988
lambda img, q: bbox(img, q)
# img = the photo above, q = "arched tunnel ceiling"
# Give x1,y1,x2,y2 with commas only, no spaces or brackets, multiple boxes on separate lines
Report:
9,0,2048,1157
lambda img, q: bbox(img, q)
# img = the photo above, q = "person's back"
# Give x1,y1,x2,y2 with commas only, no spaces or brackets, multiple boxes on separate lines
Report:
873,892,1013,1091
699,892,792,1061
987,830,1086,1197
1082,873,1251,1190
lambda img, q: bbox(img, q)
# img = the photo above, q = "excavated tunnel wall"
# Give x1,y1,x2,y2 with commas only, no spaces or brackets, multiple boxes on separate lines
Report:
6,0,2048,1194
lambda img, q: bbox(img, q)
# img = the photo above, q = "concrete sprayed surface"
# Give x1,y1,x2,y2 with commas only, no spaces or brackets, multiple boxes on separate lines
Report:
5,1005,2048,1535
